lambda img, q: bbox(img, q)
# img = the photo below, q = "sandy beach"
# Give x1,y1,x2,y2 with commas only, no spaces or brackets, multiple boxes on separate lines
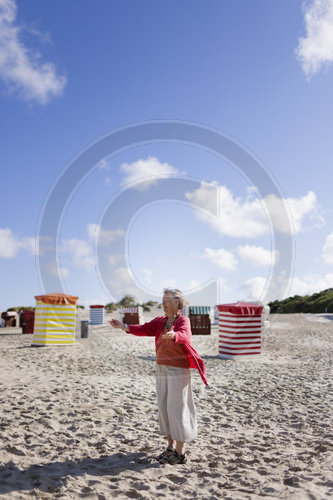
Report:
0,310,332,499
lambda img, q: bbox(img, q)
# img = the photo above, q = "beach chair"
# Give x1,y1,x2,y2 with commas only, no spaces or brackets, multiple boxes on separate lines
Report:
120,306,140,325
217,302,263,359
1,311,19,327
89,305,105,325
31,293,78,346
189,306,211,335
20,310,35,334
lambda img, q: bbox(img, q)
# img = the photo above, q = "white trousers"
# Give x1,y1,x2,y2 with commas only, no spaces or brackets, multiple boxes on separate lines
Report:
155,365,197,443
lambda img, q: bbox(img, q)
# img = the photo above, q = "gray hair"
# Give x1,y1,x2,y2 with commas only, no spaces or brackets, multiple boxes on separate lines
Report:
163,288,185,310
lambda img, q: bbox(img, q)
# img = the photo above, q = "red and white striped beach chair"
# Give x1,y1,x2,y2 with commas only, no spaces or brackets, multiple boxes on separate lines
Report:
217,302,263,358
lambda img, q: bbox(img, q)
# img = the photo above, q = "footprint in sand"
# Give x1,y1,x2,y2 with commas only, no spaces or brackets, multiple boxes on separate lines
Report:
125,488,148,498
165,474,188,484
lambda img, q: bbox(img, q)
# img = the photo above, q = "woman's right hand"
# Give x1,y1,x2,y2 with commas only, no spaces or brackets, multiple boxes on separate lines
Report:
109,319,125,330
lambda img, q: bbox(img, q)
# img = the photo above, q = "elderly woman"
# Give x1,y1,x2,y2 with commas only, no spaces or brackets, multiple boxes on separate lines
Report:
109,288,208,465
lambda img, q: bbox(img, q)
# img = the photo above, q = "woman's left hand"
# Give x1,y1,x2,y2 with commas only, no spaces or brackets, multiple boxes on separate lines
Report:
161,327,175,340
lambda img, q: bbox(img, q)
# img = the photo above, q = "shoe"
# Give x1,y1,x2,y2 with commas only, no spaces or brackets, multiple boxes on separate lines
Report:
160,449,187,465
156,446,175,461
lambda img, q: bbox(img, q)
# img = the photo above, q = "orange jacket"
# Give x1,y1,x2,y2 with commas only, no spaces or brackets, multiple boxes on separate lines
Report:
127,313,209,386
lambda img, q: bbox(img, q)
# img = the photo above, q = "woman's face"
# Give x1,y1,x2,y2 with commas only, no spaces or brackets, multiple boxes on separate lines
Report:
162,294,179,316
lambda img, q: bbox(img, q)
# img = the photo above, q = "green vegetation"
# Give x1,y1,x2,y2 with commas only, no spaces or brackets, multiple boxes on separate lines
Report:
6,296,163,314
105,295,162,313
105,295,137,312
141,300,159,312
7,306,35,312
6,305,85,311
269,288,333,313
118,295,137,307
105,302,118,312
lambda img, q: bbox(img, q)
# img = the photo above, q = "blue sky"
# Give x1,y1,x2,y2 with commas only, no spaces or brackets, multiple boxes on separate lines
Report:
1,0,333,310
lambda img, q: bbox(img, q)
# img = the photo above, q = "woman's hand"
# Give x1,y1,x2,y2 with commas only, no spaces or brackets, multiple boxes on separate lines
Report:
109,319,126,330
161,326,175,340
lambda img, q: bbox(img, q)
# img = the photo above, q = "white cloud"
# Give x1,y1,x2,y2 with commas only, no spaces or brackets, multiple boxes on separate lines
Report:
34,235,54,257
246,185,260,198
237,276,267,302
235,269,333,303
110,267,148,302
51,224,124,277
0,227,20,257
238,272,333,302
223,271,333,304
87,224,125,246
161,278,178,289
288,272,333,296
185,182,268,237
44,261,69,278
296,0,333,78
108,253,124,267
200,247,237,270
237,245,279,267
20,237,39,255
61,238,94,271
141,268,152,284
185,180,220,216
0,227,40,257
185,182,323,237
119,156,180,190
265,191,324,234
60,267,69,278
322,232,333,263
0,0,66,104
55,225,124,276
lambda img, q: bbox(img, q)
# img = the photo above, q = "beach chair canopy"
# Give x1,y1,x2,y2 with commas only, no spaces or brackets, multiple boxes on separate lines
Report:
189,306,211,315
217,302,263,315
119,306,138,313
34,293,78,305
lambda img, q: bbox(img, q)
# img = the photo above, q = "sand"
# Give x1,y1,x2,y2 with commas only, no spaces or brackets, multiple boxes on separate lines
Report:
0,310,332,499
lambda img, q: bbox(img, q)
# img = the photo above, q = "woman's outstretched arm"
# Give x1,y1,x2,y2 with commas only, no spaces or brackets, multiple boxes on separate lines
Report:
109,317,158,337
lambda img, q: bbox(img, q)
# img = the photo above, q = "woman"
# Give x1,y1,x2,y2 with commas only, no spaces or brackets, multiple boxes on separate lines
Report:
109,288,208,465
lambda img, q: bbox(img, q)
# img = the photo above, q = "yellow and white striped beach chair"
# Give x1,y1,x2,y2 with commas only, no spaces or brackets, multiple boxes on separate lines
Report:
31,293,78,346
